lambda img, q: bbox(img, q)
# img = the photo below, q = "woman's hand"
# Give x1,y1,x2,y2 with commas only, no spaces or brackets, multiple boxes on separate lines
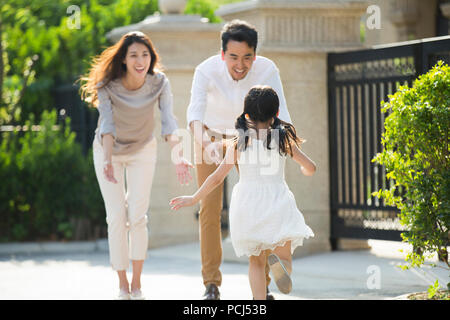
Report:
103,162,118,184
164,134,194,185
175,157,194,185
169,196,197,211
102,134,117,183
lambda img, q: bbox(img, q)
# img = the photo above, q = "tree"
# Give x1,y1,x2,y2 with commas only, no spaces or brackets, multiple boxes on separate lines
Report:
0,0,159,125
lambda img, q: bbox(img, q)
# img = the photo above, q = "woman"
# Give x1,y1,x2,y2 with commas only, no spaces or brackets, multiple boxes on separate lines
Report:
80,31,192,300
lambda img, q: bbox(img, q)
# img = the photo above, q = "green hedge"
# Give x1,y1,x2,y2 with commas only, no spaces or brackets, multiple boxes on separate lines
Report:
0,110,105,242
373,61,449,274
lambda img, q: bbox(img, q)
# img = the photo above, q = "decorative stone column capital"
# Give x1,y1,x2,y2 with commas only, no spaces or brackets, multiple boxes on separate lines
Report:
387,0,420,41
215,0,367,52
106,13,216,43
158,0,187,15
441,2,450,19
388,0,419,24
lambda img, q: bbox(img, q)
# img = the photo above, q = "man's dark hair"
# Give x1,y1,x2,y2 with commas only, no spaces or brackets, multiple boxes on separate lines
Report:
221,19,258,52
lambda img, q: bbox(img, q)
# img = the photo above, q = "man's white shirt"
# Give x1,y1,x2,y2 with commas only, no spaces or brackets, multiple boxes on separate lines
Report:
186,55,292,135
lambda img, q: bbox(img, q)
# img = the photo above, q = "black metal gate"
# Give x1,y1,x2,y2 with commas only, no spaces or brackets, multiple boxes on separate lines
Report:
327,36,450,249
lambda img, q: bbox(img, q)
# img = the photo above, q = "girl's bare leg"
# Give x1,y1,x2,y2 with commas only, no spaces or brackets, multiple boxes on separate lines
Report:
248,251,267,300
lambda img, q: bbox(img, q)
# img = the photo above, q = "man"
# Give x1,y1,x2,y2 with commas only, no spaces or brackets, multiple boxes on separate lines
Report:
186,20,292,300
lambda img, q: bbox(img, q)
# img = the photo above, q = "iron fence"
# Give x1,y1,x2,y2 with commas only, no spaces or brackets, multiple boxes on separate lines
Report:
327,36,450,249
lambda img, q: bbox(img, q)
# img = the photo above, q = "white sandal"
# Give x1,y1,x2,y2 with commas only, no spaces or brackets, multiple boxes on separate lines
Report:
268,253,292,294
116,288,130,300
130,289,145,300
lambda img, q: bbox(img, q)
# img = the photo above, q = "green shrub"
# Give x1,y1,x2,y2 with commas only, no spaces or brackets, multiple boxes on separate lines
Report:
184,0,244,23
0,110,105,242
373,61,449,287
0,130,21,241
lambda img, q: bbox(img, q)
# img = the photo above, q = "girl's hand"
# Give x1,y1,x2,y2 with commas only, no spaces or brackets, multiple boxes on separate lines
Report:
169,196,197,210
175,157,194,185
103,162,118,184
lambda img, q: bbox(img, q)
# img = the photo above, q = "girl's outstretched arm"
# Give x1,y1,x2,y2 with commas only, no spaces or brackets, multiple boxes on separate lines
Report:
169,144,237,211
291,143,316,176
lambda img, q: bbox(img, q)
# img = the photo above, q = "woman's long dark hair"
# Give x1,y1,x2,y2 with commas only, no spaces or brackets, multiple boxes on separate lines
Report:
79,31,161,107
234,85,304,156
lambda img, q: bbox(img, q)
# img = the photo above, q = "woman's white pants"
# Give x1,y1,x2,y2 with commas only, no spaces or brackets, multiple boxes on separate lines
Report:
93,137,157,270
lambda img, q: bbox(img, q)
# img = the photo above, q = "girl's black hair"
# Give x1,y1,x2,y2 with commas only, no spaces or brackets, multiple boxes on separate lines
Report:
234,85,303,156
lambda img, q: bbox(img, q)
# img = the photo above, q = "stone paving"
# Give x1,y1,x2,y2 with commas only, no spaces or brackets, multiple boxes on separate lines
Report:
0,240,447,300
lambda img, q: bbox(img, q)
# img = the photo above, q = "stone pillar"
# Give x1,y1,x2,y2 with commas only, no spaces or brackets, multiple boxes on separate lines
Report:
388,0,420,41
441,2,450,35
363,0,438,47
217,0,368,259
107,6,223,248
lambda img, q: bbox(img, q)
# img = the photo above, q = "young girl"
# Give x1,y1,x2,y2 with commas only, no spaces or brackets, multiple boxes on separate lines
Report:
170,85,315,300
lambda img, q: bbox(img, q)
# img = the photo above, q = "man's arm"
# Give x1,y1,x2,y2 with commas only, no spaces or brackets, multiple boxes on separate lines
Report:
186,67,222,164
186,68,209,144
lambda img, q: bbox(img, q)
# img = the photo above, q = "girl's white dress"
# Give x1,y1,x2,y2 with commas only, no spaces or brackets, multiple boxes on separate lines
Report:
229,138,314,257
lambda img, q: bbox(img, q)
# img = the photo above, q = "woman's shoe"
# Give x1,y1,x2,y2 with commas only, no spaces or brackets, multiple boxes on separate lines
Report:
268,253,292,294
130,289,145,300
116,288,130,300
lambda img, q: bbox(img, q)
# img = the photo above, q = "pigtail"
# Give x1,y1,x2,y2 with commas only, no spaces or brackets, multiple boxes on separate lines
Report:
234,113,255,152
267,117,304,157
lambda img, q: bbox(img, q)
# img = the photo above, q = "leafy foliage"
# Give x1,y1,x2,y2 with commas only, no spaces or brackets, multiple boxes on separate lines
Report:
1,0,159,124
184,0,243,23
0,110,105,241
373,61,449,289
